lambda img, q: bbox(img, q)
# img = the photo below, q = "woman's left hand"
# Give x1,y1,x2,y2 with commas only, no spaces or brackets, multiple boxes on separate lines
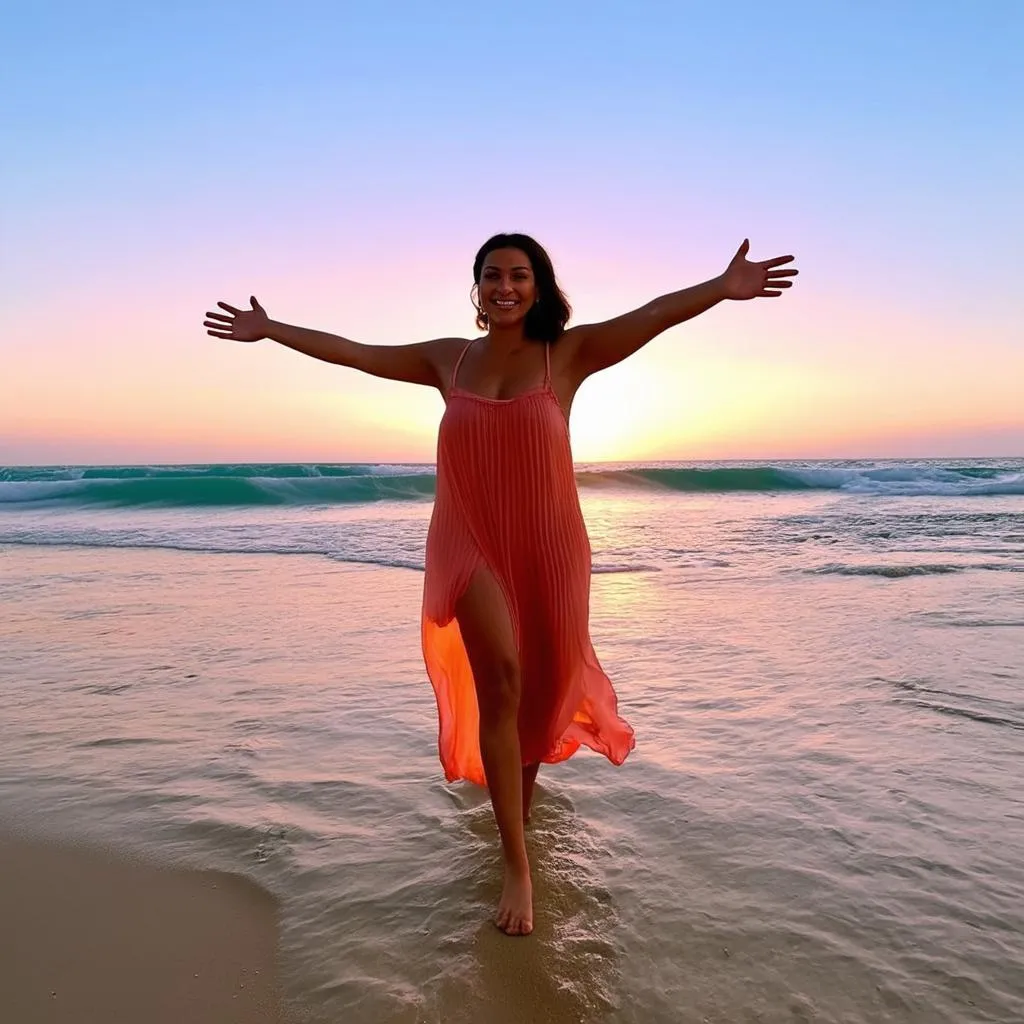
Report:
720,239,798,300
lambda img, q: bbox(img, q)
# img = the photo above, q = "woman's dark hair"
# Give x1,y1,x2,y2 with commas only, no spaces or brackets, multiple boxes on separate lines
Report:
472,233,572,343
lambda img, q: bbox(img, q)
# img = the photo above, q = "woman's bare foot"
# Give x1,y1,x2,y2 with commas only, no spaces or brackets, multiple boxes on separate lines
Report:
495,865,534,936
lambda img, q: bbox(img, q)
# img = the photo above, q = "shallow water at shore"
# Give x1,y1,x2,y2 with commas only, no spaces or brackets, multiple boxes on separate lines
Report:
2,482,1023,1022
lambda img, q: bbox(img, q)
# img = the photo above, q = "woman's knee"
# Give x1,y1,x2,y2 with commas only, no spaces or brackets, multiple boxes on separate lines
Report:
477,654,521,723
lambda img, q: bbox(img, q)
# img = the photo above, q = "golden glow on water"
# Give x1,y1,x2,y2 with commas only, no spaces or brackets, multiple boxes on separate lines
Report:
589,571,655,618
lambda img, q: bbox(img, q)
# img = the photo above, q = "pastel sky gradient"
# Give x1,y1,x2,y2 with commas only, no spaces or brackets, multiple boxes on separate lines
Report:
3,1,1022,464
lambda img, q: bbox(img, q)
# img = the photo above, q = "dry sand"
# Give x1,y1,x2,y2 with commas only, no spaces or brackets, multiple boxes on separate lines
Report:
0,836,279,1024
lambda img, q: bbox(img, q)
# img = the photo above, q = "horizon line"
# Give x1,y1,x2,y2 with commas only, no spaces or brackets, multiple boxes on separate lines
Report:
3,454,1022,470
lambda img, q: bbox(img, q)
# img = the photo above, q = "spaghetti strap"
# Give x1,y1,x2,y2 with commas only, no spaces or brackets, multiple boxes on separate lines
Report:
543,342,551,384
450,339,477,391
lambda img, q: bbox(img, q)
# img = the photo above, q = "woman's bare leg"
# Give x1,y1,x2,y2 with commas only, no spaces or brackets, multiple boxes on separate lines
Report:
522,763,541,824
455,569,533,936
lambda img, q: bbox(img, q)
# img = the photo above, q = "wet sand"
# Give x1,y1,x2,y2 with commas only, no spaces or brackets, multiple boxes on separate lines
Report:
0,835,279,1024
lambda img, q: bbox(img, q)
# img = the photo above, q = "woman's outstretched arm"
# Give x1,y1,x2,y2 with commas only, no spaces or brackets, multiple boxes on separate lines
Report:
204,296,461,390
563,240,798,379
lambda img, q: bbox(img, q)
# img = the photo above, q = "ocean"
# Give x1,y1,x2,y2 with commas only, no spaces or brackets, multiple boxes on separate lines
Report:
2,458,1022,1022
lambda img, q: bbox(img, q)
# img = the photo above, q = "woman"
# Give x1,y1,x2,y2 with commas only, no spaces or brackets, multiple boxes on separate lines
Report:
205,233,798,936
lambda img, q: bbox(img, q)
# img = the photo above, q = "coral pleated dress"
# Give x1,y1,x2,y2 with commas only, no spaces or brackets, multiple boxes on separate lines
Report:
421,338,635,786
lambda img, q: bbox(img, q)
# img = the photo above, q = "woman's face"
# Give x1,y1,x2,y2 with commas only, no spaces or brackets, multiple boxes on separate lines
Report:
477,248,537,327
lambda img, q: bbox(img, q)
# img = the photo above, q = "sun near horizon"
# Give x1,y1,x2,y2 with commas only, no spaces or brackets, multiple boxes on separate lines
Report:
3,4,1022,468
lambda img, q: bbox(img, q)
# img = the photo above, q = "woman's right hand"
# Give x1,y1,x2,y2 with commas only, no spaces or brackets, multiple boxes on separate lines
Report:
204,296,270,342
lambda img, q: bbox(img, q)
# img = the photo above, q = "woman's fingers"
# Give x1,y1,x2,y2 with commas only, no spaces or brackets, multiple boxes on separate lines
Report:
205,299,261,338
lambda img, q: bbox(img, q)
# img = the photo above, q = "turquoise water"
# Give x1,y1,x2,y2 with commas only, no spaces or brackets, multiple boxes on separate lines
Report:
3,458,1023,508
1,459,1022,1022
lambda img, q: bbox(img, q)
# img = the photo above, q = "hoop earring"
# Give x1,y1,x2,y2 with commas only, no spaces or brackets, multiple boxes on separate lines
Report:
470,283,489,328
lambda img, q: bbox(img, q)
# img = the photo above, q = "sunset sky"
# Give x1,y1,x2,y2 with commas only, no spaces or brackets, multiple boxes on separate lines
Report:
3,1,1022,465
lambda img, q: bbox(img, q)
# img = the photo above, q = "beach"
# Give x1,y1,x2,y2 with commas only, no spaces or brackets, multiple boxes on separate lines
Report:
2,460,1023,1022
0,836,278,1023
6,0,1022,1014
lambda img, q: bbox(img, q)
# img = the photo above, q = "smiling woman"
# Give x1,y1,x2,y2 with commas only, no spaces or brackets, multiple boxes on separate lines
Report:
471,232,572,347
203,231,798,936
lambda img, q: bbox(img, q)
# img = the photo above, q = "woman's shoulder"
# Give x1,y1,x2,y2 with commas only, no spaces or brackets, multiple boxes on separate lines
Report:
426,336,479,388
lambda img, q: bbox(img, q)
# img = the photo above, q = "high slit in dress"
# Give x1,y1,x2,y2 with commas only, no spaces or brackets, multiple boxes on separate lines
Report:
421,338,636,786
